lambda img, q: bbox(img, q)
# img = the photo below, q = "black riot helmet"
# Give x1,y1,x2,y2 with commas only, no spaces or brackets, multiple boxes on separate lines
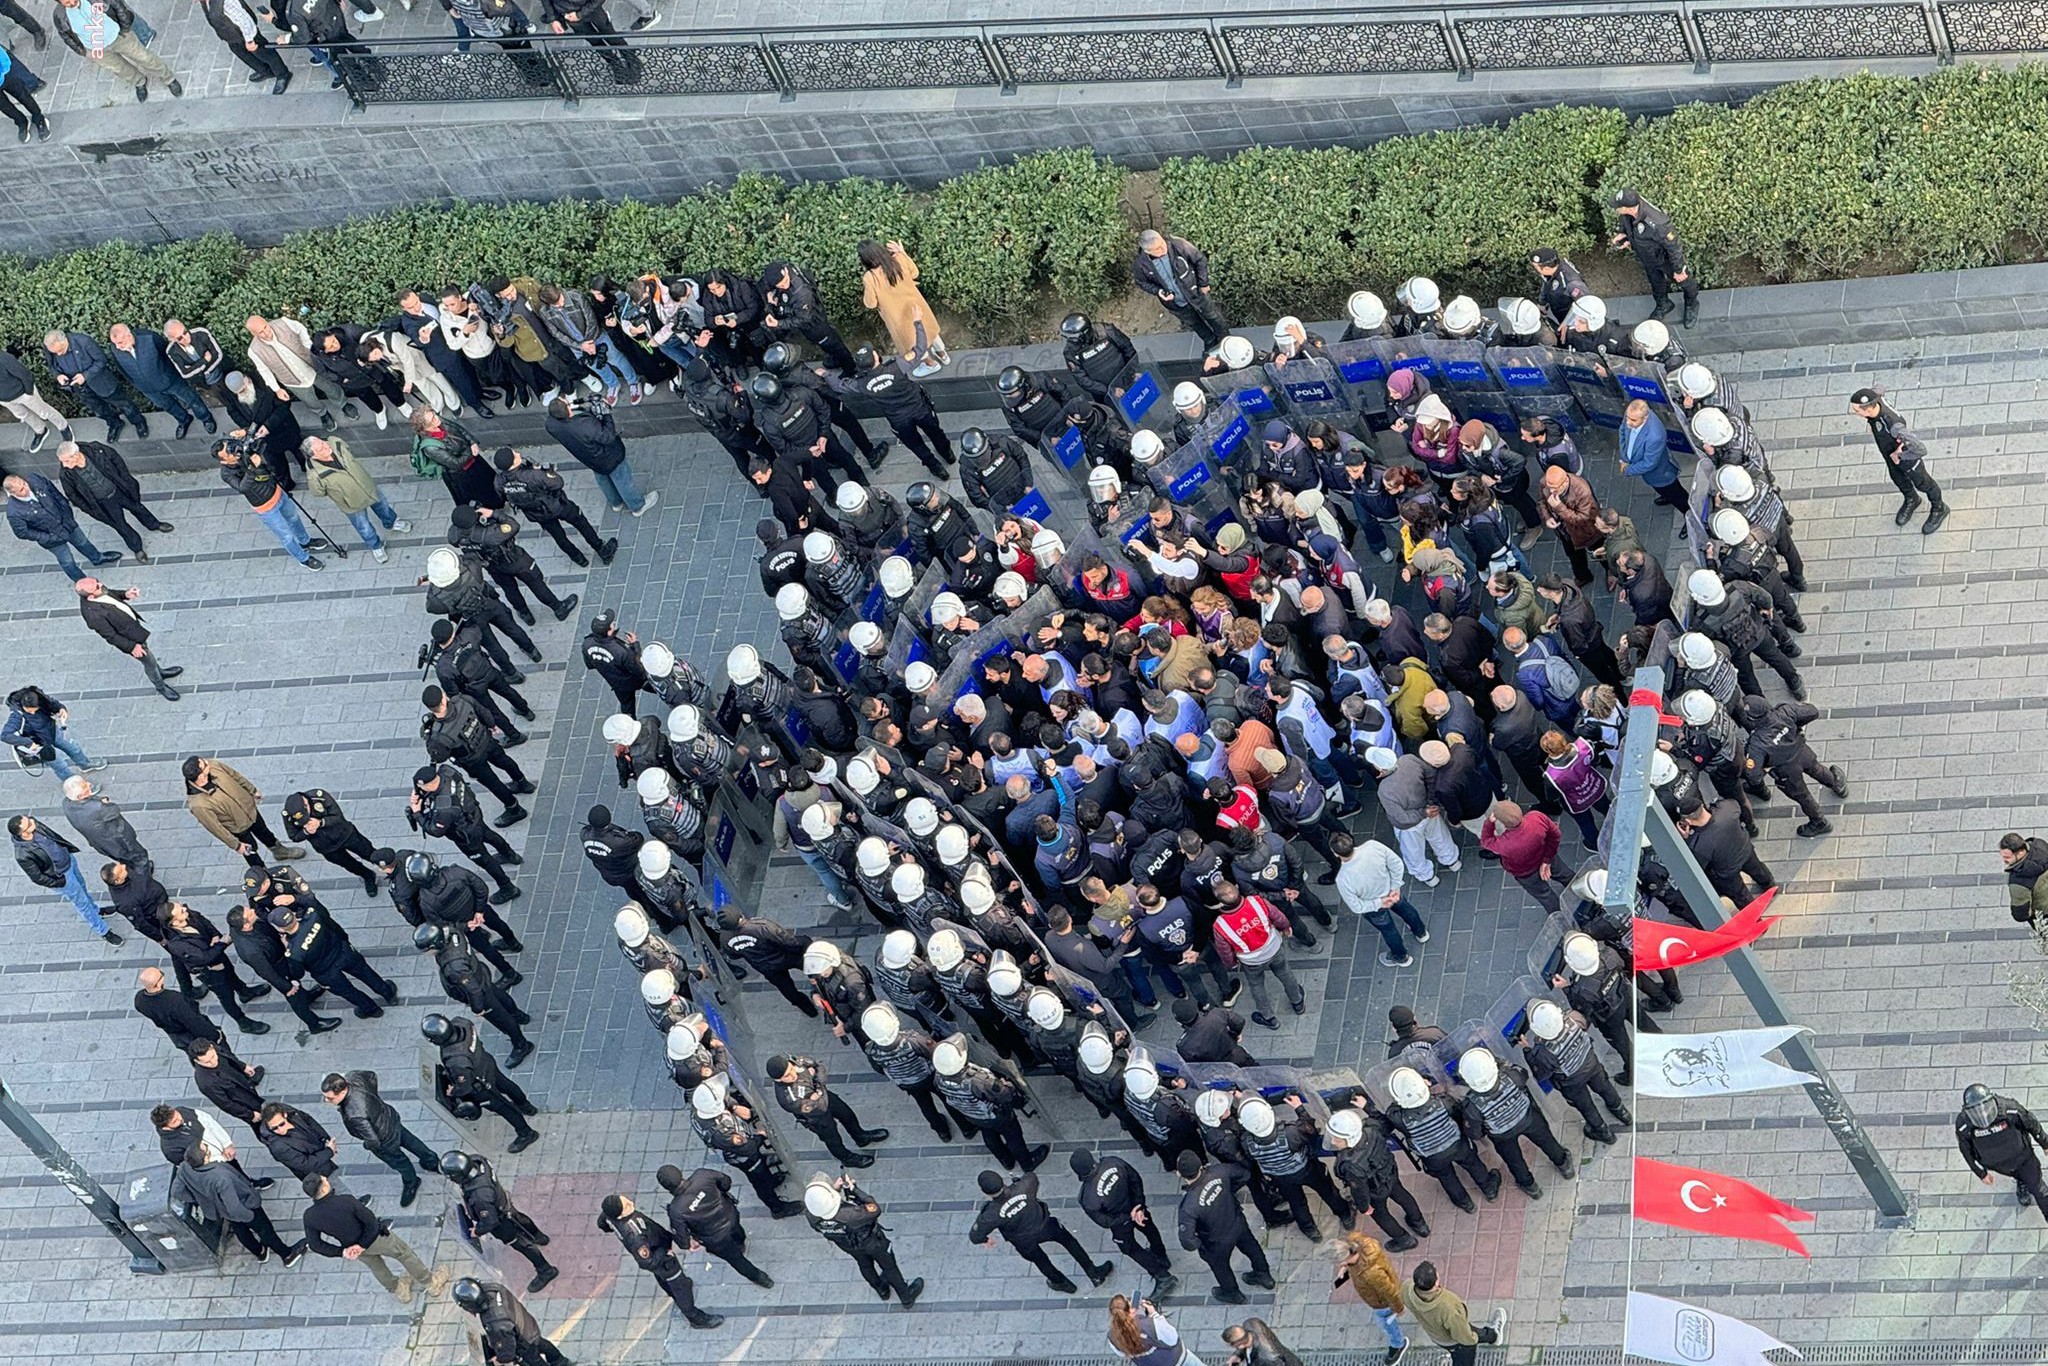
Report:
1060,313,1094,345
1963,1083,1999,1128
760,344,798,375
439,1150,477,1179
960,427,989,458
404,851,438,883
412,923,447,952
853,344,880,371
747,373,783,405
906,481,936,510
451,1277,486,1311
995,366,1028,399
420,1013,457,1045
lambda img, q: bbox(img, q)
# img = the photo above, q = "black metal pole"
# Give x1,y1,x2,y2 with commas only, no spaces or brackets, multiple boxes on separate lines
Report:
1604,667,1912,1226
0,1079,166,1273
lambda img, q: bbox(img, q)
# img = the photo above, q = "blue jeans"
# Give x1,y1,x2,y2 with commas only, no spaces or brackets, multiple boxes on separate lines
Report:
47,525,113,581
44,727,94,780
345,493,401,550
655,337,700,370
1363,895,1427,957
1375,1307,1406,1349
797,846,850,904
253,498,312,563
583,350,635,393
140,378,209,426
592,461,643,510
59,861,108,935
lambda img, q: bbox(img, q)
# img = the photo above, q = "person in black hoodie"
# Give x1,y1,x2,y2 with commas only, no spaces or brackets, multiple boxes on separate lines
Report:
544,394,654,516
229,903,342,1034
2000,832,2048,929
760,260,856,374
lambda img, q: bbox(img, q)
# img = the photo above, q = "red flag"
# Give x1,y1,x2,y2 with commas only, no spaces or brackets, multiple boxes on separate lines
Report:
1633,1157,1813,1256
1635,889,1779,971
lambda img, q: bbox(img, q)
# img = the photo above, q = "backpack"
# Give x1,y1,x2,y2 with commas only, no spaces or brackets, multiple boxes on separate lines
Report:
1541,652,1581,701
408,436,439,480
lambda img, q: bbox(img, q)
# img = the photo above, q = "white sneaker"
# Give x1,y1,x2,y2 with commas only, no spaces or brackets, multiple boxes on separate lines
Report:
371,545,389,563
539,388,559,406
1417,874,1440,888
390,519,412,533
398,402,414,417
358,5,384,18
631,492,659,517
910,362,942,379
373,408,388,430
1440,861,1462,875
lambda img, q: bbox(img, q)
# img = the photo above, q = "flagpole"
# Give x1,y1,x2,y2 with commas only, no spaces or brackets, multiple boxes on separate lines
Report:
1604,666,1912,1226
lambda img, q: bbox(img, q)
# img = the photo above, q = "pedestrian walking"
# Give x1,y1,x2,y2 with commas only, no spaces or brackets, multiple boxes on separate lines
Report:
302,435,411,562
322,1069,442,1206
1403,1261,1508,1366
8,812,121,943
1332,832,1431,968
1956,1084,2048,1219
170,1142,304,1265
182,756,306,868
1175,1152,1275,1305
656,1163,777,1286
302,1174,444,1301
597,1193,724,1328
804,1172,926,1306
451,1278,572,1366
1478,801,1576,915
1850,387,1947,535
2,686,100,780
54,440,174,563
6,471,121,580
543,395,655,516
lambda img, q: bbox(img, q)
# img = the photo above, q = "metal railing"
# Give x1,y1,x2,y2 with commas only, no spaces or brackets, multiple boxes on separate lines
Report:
326,0,2032,107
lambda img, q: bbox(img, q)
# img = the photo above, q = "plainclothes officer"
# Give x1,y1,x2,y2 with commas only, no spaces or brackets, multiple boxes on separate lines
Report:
133,964,252,1058
657,1164,777,1285
716,906,819,1017
1851,387,1947,535
1325,1098,1430,1251
857,1003,954,1141
186,1037,271,1136
267,891,400,1019
831,346,954,477
409,763,522,901
1610,189,1701,326
804,1173,926,1306
1736,695,1848,839
408,850,524,972
597,1193,723,1329
301,1173,444,1303
447,506,581,627
256,1102,340,1187
416,922,535,1066
1455,1046,1574,1200
1176,1152,1275,1305
281,790,381,899
1236,1094,1354,1241
1071,1147,1178,1299
1956,1084,2048,1218
422,686,535,821
1686,569,1804,702
769,1053,888,1166
170,1140,306,1266
162,902,271,1033
580,611,647,713
227,904,341,1034
1384,1066,1502,1212
492,447,616,567
424,1013,541,1151
445,1151,560,1293
932,1036,1045,1171
451,1277,571,1366
322,1069,443,1206
971,1167,1115,1294
426,616,533,740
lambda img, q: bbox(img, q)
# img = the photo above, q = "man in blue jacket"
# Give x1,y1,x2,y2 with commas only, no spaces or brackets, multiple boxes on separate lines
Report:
1617,400,1689,513
108,324,216,440
43,330,147,439
4,471,121,580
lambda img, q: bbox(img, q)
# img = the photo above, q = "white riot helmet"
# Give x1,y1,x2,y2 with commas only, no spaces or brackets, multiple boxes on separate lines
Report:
1388,1066,1430,1109
1632,319,1670,355
1077,1028,1115,1073
810,755,838,787
960,880,996,915
726,644,762,687
799,802,834,842
879,930,916,970
1441,295,1481,336
802,531,836,565
1692,407,1736,450
879,556,916,597
834,481,868,513
1347,290,1387,330
1131,430,1166,467
993,571,1027,604
1650,750,1679,788
1325,1107,1364,1146
1171,381,1205,414
987,952,1024,998
930,592,965,627
1686,568,1727,608
849,621,884,654
933,1038,967,1076
666,1019,702,1061
1674,363,1718,400
890,863,926,902
1237,1096,1276,1138
636,767,673,804
1529,998,1566,1040
636,840,672,880
861,1002,901,1046
1272,316,1304,349
667,705,702,743
1677,689,1717,726
844,755,879,796
802,942,841,977
1193,1089,1232,1127
1397,276,1440,314
425,547,461,587
1561,930,1602,976
690,1073,729,1119
1026,987,1064,1030
1676,633,1718,671
903,798,939,839
935,824,970,867
1088,465,1122,502
775,583,811,621
926,927,965,971
639,642,675,678
602,713,639,745
1715,463,1755,503
855,836,891,878
904,662,937,695
614,905,651,947
1711,508,1752,546
1580,867,1611,901
804,1177,843,1220
1217,335,1255,369
1030,529,1067,568
1565,295,1607,332
1499,296,1541,335
1124,1057,1160,1100
1460,1047,1500,1093
639,968,677,1007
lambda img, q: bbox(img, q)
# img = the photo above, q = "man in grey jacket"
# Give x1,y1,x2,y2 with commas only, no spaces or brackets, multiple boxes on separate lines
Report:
61,776,151,869
170,1142,305,1264
1364,747,1462,886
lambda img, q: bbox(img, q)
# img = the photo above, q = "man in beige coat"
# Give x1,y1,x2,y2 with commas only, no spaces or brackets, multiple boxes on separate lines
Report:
302,436,411,563
183,755,305,870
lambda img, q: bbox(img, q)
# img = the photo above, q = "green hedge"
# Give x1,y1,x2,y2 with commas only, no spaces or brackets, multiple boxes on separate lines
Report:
5,68,2048,415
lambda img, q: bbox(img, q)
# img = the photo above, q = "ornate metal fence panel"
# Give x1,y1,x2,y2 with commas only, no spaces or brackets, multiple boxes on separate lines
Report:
1220,21,1456,74
770,36,1000,90
1694,3,1935,58
1453,10,1692,66
994,28,1225,83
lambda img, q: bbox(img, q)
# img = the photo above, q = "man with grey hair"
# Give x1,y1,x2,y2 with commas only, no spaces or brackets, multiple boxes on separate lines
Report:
60,775,151,868
1131,229,1226,347
43,329,147,439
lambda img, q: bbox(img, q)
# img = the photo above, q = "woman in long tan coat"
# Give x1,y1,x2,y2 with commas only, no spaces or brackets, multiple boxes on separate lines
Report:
859,239,949,377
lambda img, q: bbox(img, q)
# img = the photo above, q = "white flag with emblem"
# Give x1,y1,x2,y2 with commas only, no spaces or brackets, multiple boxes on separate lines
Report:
1633,1026,1819,1100
1626,1291,1801,1365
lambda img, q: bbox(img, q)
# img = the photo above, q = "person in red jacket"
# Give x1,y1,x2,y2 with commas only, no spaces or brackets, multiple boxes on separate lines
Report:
1203,882,1303,1030
1478,800,1576,915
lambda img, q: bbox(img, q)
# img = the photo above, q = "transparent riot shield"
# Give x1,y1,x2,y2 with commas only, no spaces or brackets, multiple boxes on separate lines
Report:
1119,370,1164,428
1418,336,1516,433
1151,433,1244,539
1361,1049,1454,1110
830,582,890,686
1484,975,1573,1091
1326,338,1390,422
1202,365,1281,422
1263,354,1354,429
1606,355,1695,456
934,585,1063,702
884,561,948,676
1526,910,1577,983
1489,345,1587,431
1554,348,1627,430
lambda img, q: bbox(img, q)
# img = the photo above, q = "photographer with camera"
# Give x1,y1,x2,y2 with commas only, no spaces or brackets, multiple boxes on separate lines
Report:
492,446,616,567
545,392,656,518
216,434,329,570
539,282,637,406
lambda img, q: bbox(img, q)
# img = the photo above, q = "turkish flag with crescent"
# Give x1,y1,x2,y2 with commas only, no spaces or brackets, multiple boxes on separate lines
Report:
1634,1156,1814,1256
1634,888,1779,971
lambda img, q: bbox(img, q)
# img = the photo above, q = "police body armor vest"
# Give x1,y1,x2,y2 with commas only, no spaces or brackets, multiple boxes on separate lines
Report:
935,1065,1000,1122
936,961,992,1012
1532,1019,1596,1079
651,661,712,709
1674,656,1741,710
1467,1078,1533,1136
1390,1097,1463,1158
1242,1124,1309,1179
867,1036,934,1087
1125,1088,1181,1143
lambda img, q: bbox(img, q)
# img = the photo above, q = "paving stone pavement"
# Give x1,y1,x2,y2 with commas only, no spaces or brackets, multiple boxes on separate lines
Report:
0,323,2034,1366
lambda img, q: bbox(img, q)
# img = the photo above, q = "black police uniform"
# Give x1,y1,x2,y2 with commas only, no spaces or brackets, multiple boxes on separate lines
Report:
471,1281,569,1366
275,896,397,1016
680,369,766,474
430,618,532,739
773,1056,886,1165
1684,798,1776,908
282,790,380,897
1692,580,1804,701
755,379,866,496
663,1166,776,1283
1534,255,1589,326
835,357,952,476
435,929,533,1058
969,1170,1112,1292
424,694,533,813
958,431,1036,515
694,1098,801,1217
1458,1063,1573,1195
455,1155,556,1283
450,509,577,625
1001,370,1077,448
1617,196,1702,319
1327,1101,1430,1250
1238,1102,1354,1240
808,1181,922,1304
227,908,336,1033
1956,1095,2048,1219
1176,1161,1273,1302
1564,941,1648,1067
779,361,882,466
412,765,521,894
439,1016,540,1144
1384,1091,1501,1212
578,809,645,900
934,1059,1041,1171
425,550,539,667
494,458,614,567
1741,699,1846,831
599,1206,719,1325
1862,400,1946,526
1125,1082,1206,1175
1063,321,1138,403
1075,1152,1172,1278
1523,1015,1631,1143
416,860,523,971
580,624,647,714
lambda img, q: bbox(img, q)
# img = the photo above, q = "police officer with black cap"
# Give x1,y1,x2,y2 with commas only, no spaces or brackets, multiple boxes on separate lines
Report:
656,1163,776,1286
409,762,522,902
971,1166,1115,1293
1611,189,1701,326
957,426,1038,516
444,1151,559,1292
1850,386,1947,535
996,366,1077,449
580,610,647,714
426,1012,541,1151
1737,695,1847,839
578,802,645,900
451,1277,570,1366
282,790,381,899
228,903,342,1034
1956,1084,2048,1218
769,1052,888,1166
423,686,534,823
1071,1147,1178,1300
597,1192,724,1328
750,370,868,497
765,343,887,469
829,347,952,477
427,617,533,740
1528,247,1589,327
416,921,535,1066
1175,1151,1275,1305
265,880,400,1018
804,1172,925,1306
491,447,616,567
1061,313,1139,404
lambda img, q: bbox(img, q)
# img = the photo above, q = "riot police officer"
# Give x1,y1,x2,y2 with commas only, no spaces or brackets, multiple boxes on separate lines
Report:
1707,509,1802,631
750,371,866,497
1556,930,1649,1065
423,546,539,670
416,922,534,1066
447,506,579,627
426,616,532,741
1325,1098,1430,1251
424,1013,540,1152
281,789,382,898
450,1277,569,1366
1956,1084,2048,1218
1123,1053,1204,1174
832,481,908,555
1235,1094,1354,1241
665,1014,725,1099
679,354,769,475
857,1003,954,1142
443,1151,559,1292
423,685,533,823
832,347,952,477
970,1167,1114,1294
656,1163,776,1285
932,1037,1044,1171
1384,1065,1501,1212
1529,247,1588,327
995,366,1077,449
690,1076,801,1217
579,610,647,713
1737,695,1847,839
1686,569,1804,702
1521,998,1630,1144
765,343,885,469
618,904,688,981
407,851,522,974
958,427,1037,516
596,1193,723,1328
492,447,616,567
1070,1147,1177,1300
409,762,522,903
1455,1045,1573,1200
804,1173,925,1306
775,584,838,680
1611,188,1701,326
927,928,1028,1060
1673,690,1759,833
1175,1152,1274,1306
1061,313,1138,404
